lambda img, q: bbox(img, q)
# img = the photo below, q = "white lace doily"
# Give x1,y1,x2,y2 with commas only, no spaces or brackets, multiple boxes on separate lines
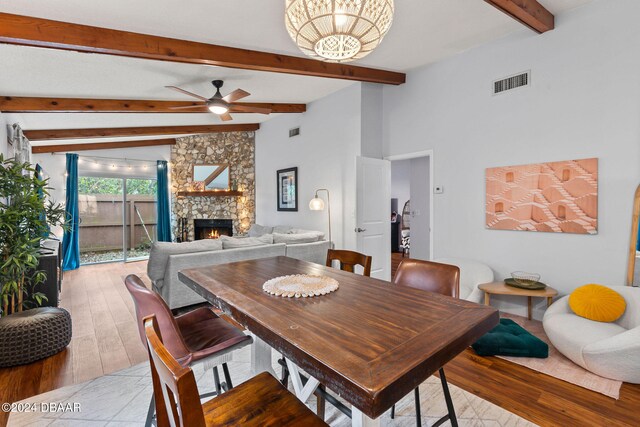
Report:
262,274,339,298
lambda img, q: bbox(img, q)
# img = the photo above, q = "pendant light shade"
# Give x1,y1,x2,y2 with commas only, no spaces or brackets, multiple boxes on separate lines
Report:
285,0,394,63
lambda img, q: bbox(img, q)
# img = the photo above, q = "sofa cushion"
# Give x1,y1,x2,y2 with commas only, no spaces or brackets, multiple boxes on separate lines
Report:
472,318,548,358
220,234,273,249
248,224,274,237
148,240,223,282
273,232,321,244
273,225,293,234
290,228,325,240
285,240,331,265
569,284,627,323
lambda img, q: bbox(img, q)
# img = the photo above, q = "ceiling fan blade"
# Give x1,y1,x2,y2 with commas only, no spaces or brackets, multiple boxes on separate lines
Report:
219,112,233,121
165,86,209,101
222,89,250,103
230,104,272,115
169,105,207,110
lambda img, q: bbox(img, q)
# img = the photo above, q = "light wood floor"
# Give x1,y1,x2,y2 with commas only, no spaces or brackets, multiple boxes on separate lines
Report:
1,259,639,427
0,262,149,427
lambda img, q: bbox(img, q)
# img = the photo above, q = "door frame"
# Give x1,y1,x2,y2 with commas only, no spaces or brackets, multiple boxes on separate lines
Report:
384,150,434,260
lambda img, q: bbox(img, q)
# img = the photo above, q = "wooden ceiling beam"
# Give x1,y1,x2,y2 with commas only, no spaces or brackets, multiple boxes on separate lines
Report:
0,13,405,85
0,96,306,114
24,123,260,141
484,0,554,33
31,138,176,153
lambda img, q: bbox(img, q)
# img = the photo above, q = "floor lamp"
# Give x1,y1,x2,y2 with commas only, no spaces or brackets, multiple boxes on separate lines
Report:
309,189,331,244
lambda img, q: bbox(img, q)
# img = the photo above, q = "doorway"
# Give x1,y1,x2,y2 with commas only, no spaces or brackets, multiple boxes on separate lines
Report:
78,176,157,264
387,150,434,268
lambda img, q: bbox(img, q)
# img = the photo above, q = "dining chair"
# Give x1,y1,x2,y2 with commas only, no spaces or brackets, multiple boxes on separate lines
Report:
143,315,328,427
325,249,373,276
391,259,460,427
125,274,252,427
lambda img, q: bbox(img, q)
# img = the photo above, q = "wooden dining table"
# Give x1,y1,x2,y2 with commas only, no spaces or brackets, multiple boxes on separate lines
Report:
178,256,499,426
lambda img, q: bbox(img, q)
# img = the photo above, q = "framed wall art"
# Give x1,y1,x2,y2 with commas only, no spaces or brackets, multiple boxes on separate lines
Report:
486,158,598,234
277,167,298,211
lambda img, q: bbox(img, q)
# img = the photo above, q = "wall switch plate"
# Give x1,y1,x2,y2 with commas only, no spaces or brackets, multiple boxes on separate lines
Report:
434,186,444,194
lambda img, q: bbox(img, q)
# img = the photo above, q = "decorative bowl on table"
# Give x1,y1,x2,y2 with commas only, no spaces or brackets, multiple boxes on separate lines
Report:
505,271,546,290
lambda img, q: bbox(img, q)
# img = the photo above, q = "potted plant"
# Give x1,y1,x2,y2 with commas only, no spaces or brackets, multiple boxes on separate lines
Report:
0,154,67,316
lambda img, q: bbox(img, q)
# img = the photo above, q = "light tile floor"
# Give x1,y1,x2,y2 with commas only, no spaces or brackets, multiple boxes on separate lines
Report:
8,346,537,426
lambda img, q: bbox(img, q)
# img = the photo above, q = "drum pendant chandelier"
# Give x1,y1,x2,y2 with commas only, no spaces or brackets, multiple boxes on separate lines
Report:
285,0,394,63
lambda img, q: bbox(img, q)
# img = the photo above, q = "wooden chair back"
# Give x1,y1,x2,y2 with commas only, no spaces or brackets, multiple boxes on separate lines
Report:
393,259,460,298
144,315,206,427
326,249,372,277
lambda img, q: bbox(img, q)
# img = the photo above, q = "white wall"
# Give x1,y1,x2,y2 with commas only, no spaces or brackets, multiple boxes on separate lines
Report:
383,0,640,316
255,84,362,249
361,83,384,159
32,146,171,237
391,159,411,212
410,156,430,260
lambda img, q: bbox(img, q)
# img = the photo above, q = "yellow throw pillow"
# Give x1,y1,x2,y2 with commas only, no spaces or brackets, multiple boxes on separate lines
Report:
569,284,626,323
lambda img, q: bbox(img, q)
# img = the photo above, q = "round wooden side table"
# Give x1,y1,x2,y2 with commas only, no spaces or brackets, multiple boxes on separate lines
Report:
478,281,559,320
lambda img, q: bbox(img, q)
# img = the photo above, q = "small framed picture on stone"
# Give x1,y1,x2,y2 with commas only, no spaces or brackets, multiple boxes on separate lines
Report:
277,167,298,212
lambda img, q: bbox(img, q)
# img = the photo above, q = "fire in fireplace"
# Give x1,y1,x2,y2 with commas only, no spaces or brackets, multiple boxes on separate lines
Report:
193,219,233,240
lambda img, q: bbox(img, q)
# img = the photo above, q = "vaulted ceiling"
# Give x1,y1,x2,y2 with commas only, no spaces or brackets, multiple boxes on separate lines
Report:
0,0,592,146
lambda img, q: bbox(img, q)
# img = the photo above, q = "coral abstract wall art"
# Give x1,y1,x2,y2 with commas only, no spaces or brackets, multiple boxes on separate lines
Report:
486,158,598,234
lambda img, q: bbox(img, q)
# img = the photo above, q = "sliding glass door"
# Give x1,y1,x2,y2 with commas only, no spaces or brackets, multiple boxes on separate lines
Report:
78,177,125,264
78,176,157,264
125,178,158,261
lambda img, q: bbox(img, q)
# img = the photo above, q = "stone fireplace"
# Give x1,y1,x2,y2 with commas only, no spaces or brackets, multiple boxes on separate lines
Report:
171,132,255,241
193,219,233,240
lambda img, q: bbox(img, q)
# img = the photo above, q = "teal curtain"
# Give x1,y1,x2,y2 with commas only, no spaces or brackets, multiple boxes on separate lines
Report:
157,160,171,242
62,154,80,270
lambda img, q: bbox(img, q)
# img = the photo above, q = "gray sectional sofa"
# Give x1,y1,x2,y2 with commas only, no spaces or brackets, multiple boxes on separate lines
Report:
147,225,331,309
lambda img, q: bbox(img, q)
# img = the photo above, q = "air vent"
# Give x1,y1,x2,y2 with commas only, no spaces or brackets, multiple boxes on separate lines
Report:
289,127,301,138
493,71,530,95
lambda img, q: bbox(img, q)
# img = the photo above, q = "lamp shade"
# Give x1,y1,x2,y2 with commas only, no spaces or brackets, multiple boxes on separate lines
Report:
309,197,325,211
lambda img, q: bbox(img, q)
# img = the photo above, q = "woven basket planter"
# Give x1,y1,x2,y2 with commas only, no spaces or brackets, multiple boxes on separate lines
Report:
0,307,72,367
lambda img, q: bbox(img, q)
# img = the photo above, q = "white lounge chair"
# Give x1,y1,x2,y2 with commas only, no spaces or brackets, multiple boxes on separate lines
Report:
543,285,640,383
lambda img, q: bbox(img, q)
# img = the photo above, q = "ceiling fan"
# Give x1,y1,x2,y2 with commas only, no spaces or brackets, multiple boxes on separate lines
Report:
165,80,271,121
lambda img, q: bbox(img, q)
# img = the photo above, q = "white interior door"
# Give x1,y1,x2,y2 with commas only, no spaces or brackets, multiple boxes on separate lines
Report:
356,156,391,281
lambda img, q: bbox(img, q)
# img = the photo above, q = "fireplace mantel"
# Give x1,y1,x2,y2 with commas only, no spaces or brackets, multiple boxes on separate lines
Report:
177,190,243,197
